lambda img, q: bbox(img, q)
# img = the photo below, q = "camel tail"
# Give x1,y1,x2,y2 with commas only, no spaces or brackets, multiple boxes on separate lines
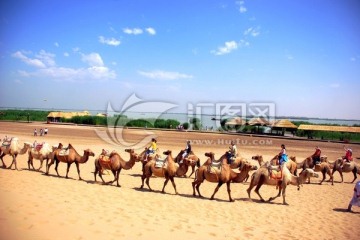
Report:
194,168,199,181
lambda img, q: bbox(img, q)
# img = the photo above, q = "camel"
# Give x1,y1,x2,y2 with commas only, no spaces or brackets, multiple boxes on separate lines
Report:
0,138,31,170
252,155,298,176
293,156,334,185
140,150,178,194
173,150,200,177
192,152,258,202
246,163,319,205
331,158,360,183
27,142,58,172
47,143,95,180
93,149,139,187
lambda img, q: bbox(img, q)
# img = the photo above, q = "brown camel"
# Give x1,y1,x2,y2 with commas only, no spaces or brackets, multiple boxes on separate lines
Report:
246,163,319,205
47,143,95,180
332,158,360,183
173,150,200,177
140,150,178,194
28,142,58,172
0,138,31,170
192,152,258,202
93,149,139,187
293,155,334,185
252,155,298,176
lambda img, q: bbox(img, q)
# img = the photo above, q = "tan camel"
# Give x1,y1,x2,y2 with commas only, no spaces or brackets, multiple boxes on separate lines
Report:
292,155,334,185
138,147,160,172
332,158,360,183
140,150,178,194
192,152,258,202
93,149,139,187
27,142,58,172
173,150,200,177
252,155,298,176
246,163,319,205
47,143,95,180
0,138,31,170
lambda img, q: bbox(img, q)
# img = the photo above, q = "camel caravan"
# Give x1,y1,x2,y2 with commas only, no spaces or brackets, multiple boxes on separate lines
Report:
0,135,359,205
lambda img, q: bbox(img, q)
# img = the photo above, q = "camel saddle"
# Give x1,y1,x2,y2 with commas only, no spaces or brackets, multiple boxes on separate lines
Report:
34,143,44,152
2,141,11,147
208,160,222,173
99,155,111,168
59,148,70,156
270,169,282,180
155,156,167,168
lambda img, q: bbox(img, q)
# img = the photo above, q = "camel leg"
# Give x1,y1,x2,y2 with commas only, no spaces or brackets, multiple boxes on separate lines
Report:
0,155,6,168
351,169,357,183
65,162,71,178
246,175,256,202
54,160,60,177
107,170,117,185
145,177,153,191
47,158,55,175
319,170,326,185
169,176,178,194
37,159,44,171
188,166,195,178
210,182,223,200
268,185,282,203
115,169,121,187
226,182,234,202
75,162,82,180
140,174,145,189
328,170,334,185
254,176,266,202
94,166,98,182
98,168,107,184
281,186,288,205
162,177,170,193
195,182,203,197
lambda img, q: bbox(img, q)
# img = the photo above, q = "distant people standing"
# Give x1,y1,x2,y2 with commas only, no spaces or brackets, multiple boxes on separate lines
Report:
34,129,37,136
40,128,44,136
44,128,48,135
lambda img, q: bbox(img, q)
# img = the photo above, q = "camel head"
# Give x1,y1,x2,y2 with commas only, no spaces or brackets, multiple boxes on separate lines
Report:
84,149,95,157
163,150,172,155
125,148,140,161
239,161,258,171
298,168,319,189
289,156,296,162
251,155,262,161
320,155,328,162
204,152,215,158
57,143,63,149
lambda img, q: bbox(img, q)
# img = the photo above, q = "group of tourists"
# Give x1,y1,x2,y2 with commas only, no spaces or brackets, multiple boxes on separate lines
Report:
33,128,48,136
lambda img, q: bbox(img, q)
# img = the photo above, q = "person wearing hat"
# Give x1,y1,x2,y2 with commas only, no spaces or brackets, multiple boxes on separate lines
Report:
180,140,192,164
144,138,157,161
312,146,322,166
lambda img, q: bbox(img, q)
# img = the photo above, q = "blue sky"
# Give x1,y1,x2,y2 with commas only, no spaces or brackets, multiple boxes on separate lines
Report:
1,0,359,119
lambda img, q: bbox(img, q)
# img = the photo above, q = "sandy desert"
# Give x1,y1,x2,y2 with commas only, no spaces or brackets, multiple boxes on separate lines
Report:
0,121,359,240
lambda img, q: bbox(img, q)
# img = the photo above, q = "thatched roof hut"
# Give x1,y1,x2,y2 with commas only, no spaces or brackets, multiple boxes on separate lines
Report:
47,111,91,122
225,117,247,126
248,117,269,126
298,124,360,133
271,119,298,129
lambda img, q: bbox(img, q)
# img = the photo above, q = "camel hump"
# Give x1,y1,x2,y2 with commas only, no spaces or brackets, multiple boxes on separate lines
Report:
155,156,167,168
59,148,70,156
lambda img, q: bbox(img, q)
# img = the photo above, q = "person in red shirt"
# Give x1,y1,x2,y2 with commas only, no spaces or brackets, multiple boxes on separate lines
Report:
312,146,321,166
341,146,353,168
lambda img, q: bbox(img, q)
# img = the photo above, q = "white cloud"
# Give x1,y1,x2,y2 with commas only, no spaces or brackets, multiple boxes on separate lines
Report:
330,83,340,88
36,50,56,67
138,70,193,80
211,41,238,55
64,52,69,57
123,28,143,35
13,50,116,82
12,51,46,68
244,27,260,37
81,52,104,67
98,36,121,46
236,1,247,13
54,42,59,47
145,27,156,35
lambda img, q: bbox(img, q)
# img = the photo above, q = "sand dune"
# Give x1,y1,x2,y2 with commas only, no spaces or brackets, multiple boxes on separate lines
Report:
0,122,359,240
